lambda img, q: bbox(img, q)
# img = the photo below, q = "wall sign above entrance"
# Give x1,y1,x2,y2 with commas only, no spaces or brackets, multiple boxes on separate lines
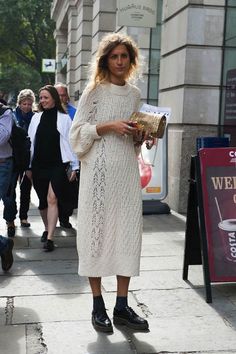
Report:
117,0,157,28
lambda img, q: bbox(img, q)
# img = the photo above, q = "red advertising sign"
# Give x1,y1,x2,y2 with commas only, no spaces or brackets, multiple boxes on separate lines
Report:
199,148,236,282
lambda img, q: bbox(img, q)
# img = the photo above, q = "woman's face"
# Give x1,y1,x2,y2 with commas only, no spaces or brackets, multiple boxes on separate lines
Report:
19,99,33,114
107,44,131,85
39,90,55,110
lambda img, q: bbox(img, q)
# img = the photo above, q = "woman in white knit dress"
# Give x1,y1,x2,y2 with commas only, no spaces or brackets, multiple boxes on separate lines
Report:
70,33,149,333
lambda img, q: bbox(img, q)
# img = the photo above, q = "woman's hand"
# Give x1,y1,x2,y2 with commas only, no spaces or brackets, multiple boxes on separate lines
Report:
96,120,137,137
111,120,138,136
133,130,150,146
133,131,158,149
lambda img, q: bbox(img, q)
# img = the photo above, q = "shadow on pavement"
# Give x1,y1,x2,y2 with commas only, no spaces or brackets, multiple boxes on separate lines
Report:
86,325,156,354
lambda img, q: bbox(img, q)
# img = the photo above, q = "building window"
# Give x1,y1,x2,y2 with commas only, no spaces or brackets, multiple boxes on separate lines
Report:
147,0,162,106
220,1,236,144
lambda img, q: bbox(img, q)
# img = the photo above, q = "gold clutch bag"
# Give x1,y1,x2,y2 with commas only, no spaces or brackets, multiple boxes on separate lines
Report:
130,112,167,138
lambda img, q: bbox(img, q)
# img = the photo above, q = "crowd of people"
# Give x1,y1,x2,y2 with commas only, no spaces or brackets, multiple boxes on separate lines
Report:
1,32,152,333
0,83,78,251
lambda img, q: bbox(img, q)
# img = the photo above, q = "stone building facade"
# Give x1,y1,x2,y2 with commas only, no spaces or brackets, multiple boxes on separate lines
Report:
51,0,235,214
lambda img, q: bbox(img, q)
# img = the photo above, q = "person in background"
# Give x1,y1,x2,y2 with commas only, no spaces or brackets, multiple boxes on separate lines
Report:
26,85,79,252
54,83,76,120
54,82,78,229
69,33,149,333
0,99,14,271
2,89,35,237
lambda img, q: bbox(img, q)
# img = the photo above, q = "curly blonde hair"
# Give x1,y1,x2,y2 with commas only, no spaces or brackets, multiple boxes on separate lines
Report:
87,32,140,90
17,89,35,105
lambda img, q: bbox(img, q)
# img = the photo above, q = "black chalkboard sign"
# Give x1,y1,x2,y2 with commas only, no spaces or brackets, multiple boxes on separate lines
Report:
183,148,236,303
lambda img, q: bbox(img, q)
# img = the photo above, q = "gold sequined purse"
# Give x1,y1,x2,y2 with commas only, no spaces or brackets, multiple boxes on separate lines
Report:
130,112,167,138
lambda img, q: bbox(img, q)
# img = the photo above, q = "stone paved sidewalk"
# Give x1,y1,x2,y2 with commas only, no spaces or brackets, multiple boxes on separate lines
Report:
0,191,236,354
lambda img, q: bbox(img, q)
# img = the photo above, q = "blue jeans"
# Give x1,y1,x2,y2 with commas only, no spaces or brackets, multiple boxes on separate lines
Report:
0,158,13,200
2,171,18,222
0,158,13,254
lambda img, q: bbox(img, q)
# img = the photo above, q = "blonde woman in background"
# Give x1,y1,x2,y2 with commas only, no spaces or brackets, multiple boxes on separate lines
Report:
3,89,35,238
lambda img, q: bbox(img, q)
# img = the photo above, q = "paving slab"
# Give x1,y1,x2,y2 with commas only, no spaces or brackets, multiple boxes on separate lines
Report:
141,243,184,256
28,235,76,248
133,288,236,319
12,247,78,262
41,321,137,354
0,298,6,325
0,259,78,276
140,255,183,271
26,324,48,354
102,270,191,292
0,325,26,354
0,274,90,296
11,292,142,324
141,231,183,244
129,316,236,353
31,316,236,354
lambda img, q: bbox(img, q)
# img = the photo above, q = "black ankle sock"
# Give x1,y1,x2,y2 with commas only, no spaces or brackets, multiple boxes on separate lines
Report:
93,295,105,313
115,296,128,311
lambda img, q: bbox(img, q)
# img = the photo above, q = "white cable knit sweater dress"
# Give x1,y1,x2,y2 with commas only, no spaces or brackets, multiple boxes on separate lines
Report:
69,82,143,277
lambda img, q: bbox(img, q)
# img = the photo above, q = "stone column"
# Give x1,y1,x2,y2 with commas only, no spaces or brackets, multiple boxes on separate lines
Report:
91,0,117,56
159,0,225,212
54,29,68,84
67,0,93,102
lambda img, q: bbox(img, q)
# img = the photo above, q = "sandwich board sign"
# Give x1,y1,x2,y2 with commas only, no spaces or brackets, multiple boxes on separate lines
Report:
183,147,236,303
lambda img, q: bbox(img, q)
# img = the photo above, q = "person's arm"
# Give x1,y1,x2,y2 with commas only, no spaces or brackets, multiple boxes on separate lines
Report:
0,110,13,146
96,120,137,137
26,112,38,169
70,88,138,159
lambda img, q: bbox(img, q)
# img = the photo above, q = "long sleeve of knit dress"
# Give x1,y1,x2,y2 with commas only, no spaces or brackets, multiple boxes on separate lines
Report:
70,82,143,277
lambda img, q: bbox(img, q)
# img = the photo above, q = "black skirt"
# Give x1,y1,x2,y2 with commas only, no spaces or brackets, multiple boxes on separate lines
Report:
32,163,78,214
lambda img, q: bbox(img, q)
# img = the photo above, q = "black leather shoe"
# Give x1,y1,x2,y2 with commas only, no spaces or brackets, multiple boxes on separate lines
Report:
1,238,14,271
113,306,149,330
20,220,31,228
44,239,54,252
7,223,15,238
92,310,113,333
41,231,48,242
60,221,72,229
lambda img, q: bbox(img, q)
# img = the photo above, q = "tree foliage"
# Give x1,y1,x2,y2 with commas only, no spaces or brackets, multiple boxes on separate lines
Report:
0,0,56,99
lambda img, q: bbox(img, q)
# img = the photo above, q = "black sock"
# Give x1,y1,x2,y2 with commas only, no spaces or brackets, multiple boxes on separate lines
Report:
115,296,128,311
93,295,105,313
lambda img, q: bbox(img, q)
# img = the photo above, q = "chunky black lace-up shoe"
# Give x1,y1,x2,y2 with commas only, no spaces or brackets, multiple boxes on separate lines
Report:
92,310,113,333
113,306,149,330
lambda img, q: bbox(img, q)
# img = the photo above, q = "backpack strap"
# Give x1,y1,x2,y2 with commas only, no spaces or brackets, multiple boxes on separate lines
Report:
0,103,12,116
